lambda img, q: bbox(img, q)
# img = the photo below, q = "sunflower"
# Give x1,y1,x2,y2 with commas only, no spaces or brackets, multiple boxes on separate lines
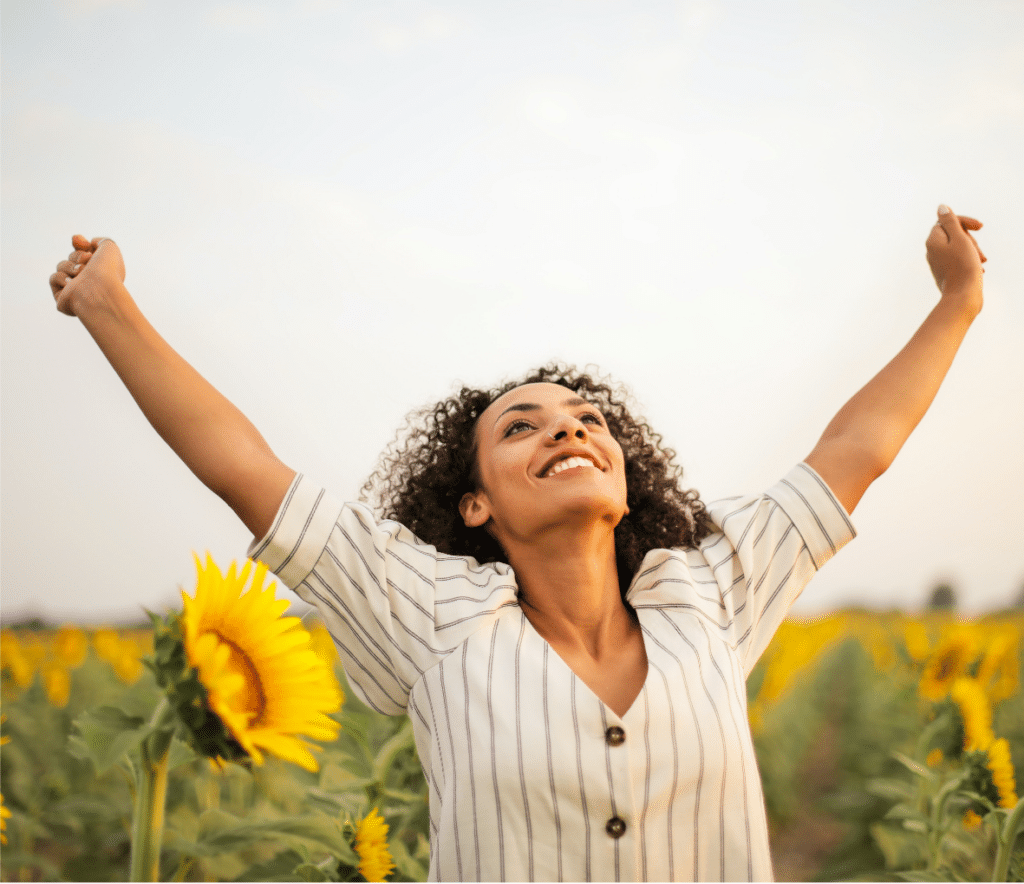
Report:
0,793,9,845
167,554,342,771
903,620,931,663
962,809,983,831
52,625,89,669
354,808,396,882
919,627,980,701
111,642,145,685
975,625,1019,703
757,617,844,703
41,663,71,708
310,622,340,669
985,737,1018,809
92,627,121,663
950,677,994,752
1,631,41,690
0,720,9,846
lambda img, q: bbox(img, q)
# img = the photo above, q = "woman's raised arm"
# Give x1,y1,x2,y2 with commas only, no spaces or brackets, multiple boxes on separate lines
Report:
804,206,986,515
49,235,296,539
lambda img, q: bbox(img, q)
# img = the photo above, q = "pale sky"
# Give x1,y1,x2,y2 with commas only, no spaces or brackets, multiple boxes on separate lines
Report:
3,0,1023,624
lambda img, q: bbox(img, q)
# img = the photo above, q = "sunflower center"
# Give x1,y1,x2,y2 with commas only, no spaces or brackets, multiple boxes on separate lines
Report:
217,635,267,725
935,650,960,681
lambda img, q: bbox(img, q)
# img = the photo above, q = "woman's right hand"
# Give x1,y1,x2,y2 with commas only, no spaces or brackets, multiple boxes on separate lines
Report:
49,235,126,317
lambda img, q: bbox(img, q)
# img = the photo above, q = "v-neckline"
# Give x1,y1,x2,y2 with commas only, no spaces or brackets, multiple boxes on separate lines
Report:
520,607,650,721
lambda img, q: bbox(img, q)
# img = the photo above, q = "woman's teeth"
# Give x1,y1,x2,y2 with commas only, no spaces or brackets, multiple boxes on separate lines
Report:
545,456,594,477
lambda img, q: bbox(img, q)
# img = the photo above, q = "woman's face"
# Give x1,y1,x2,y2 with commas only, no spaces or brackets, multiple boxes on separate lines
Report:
459,382,628,545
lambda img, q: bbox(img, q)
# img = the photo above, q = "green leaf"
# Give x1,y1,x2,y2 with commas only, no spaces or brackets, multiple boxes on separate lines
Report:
389,833,429,882
295,862,335,882
884,803,929,826
380,786,426,804
895,872,955,882
187,809,357,861
372,720,415,783
867,777,919,803
0,850,62,880
870,821,926,869
167,734,198,771
233,849,309,882
69,705,150,773
306,786,373,817
148,723,175,760
892,750,936,782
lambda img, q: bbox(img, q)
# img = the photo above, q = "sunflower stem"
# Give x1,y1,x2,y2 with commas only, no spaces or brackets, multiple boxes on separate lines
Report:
129,700,174,882
993,795,1024,882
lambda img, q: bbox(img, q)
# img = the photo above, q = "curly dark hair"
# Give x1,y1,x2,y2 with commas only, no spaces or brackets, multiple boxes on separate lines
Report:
360,363,716,598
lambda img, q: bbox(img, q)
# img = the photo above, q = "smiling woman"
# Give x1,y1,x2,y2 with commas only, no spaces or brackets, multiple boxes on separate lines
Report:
46,205,985,881
360,364,716,600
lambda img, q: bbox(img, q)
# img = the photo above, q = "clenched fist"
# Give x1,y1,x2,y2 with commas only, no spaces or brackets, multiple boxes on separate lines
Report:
926,206,985,314
49,235,126,317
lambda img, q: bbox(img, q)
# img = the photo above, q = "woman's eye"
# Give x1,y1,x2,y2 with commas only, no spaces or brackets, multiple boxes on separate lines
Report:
504,419,534,437
580,412,604,425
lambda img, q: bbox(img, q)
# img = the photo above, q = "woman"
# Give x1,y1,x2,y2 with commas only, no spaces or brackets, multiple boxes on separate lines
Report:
48,206,986,881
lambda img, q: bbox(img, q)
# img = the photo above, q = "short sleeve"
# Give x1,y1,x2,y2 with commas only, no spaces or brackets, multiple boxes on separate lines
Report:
703,462,856,674
247,474,519,715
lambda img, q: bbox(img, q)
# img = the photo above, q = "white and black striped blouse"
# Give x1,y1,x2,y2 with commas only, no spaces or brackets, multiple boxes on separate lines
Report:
249,461,856,882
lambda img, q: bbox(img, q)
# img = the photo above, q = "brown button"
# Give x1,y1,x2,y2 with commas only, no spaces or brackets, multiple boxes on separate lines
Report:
606,816,627,838
605,726,625,746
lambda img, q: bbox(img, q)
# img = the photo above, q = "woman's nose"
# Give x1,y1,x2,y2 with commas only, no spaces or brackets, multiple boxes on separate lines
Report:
548,416,588,441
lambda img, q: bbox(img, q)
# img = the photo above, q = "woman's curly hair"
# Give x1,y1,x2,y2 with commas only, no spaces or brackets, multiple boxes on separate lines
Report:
360,363,716,598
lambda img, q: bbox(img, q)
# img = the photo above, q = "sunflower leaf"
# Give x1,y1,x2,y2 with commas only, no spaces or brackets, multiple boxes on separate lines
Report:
191,809,357,861
233,848,309,882
69,706,150,774
294,862,335,882
892,750,936,781
865,777,918,803
389,834,429,882
306,786,374,817
884,804,929,826
371,719,415,783
167,734,198,771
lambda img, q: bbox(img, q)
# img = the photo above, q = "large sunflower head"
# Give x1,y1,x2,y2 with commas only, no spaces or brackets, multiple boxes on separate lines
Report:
151,555,343,772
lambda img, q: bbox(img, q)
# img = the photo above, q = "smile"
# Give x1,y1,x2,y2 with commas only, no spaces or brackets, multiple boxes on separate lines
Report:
543,455,599,477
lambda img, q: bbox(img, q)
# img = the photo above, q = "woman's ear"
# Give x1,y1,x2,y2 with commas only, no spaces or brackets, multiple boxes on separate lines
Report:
459,490,490,528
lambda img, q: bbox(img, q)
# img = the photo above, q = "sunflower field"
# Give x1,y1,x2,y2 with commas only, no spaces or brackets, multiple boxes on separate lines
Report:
1,564,1022,881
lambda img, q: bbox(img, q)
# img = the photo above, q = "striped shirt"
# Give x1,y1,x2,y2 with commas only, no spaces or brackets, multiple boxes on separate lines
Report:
249,461,855,882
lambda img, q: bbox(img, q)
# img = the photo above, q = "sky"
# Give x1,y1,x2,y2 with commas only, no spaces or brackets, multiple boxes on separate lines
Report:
2,0,1023,624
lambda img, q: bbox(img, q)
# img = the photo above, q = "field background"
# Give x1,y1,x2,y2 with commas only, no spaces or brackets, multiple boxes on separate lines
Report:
2,608,1021,882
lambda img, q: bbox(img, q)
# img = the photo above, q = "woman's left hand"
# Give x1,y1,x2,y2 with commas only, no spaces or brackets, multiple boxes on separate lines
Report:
926,205,985,314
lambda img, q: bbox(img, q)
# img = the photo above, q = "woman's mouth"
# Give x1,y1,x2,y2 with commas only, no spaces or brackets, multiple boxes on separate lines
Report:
543,455,598,477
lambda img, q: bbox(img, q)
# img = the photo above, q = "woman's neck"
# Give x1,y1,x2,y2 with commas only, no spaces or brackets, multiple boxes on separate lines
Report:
506,526,631,659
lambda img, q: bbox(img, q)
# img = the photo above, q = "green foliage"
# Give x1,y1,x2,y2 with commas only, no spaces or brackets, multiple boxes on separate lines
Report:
1,638,428,882
3,614,1020,881
747,615,1024,881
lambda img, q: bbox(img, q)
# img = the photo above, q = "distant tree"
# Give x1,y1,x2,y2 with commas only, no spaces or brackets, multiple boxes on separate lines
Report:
927,582,958,610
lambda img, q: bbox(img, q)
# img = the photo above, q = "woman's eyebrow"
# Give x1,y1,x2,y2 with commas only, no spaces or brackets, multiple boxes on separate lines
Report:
495,396,591,423
496,402,541,422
